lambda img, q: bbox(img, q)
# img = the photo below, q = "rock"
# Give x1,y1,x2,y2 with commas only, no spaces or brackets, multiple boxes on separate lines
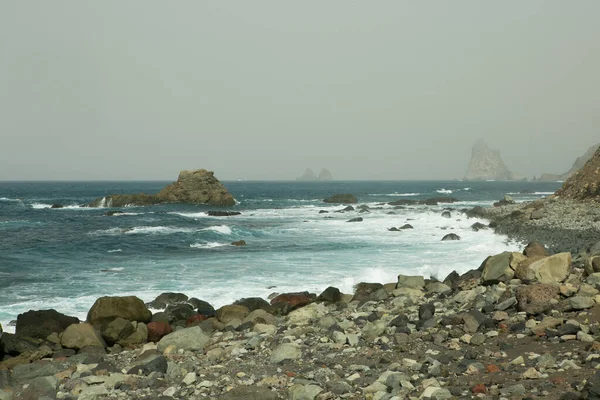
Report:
147,321,173,343
517,252,572,284
523,242,549,258
346,217,363,222
147,292,189,309
89,169,235,207
15,309,79,340
288,384,323,400
396,275,425,290
190,299,216,317
120,321,148,345
128,353,168,375
243,309,277,326
317,287,341,303
270,343,301,363
233,297,272,312
463,140,514,181
399,223,413,229
419,303,435,320
0,333,39,356
61,323,106,349
323,194,357,204
425,282,452,294
207,211,241,216
556,145,600,201
157,326,210,352
352,282,388,303
441,233,460,241
105,210,124,216
338,205,355,212
50,204,63,208
219,386,280,400
568,296,595,310
101,317,135,344
287,303,328,326
462,310,486,333
13,376,58,399
318,168,333,181
516,284,560,314
165,303,197,323
87,296,152,326
231,240,246,246
216,305,250,325
585,256,600,276
441,210,451,218
480,252,515,284
270,292,313,309
471,222,487,231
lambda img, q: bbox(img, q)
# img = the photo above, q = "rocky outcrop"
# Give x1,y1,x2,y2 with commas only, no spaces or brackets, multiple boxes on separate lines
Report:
556,146,600,202
88,170,235,207
538,143,600,181
296,168,317,181
463,140,514,181
318,168,333,181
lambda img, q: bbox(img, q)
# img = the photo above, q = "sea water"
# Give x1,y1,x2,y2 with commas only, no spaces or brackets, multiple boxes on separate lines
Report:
0,180,561,331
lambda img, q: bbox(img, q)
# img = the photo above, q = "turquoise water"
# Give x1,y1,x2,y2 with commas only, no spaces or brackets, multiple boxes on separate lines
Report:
0,180,561,330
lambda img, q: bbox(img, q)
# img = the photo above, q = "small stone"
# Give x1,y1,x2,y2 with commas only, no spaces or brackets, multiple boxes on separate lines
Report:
182,372,196,385
578,331,595,343
163,386,177,397
522,367,543,379
510,356,525,365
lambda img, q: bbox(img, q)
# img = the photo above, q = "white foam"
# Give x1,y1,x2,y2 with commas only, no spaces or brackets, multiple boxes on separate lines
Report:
107,249,122,253
369,193,421,197
91,226,195,235
31,203,52,209
0,197,21,202
190,242,228,249
436,189,453,194
101,267,124,271
169,212,209,219
204,225,232,235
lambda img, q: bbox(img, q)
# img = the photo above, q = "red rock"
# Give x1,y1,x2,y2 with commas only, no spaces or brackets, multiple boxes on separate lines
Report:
286,371,296,377
486,364,501,373
551,376,567,385
270,292,313,308
186,314,208,326
471,384,487,394
147,321,173,343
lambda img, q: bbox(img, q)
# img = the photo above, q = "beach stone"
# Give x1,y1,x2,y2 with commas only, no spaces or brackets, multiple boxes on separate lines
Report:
186,298,216,317
317,286,342,303
157,326,210,352
585,256,600,276
516,284,560,314
165,303,197,323
87,296,152,326
531,317,563,335
441,233,460,241
147,292,188,309
219,385,280,400
568,296,595,310
61,323,106,349
243,309,277,326
0,333,40,357
15,309,79,340
588,273,600,289
120,321,147,345
186,314,207,327
399,223,413,229
128,353,168,375
289,384,323,400
270,343,301,363
253,323,277,335
147,321,173,343
425,282,452,294
101,317,134,344
233,297,271,312
462,310,486,333
12,375,58,400
216,305,250,325
536,353,556,369
353,282,388,302
480,252,516,284
471,222,487,231
396,275,425,290
517,252,571,284
346,217,363,222
419,303,435,320
270,292,313,309
287,303,328,326
523,242,548,258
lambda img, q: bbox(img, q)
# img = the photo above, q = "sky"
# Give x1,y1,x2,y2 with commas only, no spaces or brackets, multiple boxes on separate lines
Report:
1,1,599,180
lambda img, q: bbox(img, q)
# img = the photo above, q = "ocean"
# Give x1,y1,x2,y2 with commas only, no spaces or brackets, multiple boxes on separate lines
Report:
0,180,561,331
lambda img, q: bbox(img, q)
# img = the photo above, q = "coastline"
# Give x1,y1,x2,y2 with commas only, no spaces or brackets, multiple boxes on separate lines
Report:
2,199,600,399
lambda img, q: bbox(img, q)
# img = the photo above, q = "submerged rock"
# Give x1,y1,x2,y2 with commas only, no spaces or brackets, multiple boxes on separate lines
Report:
441,233,460,241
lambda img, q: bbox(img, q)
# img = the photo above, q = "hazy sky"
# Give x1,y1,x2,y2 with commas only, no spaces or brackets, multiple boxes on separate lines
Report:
1,1,599,180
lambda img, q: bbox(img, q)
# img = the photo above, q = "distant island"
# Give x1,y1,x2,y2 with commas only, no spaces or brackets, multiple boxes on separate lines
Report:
296,168,333,181
463,140,516,181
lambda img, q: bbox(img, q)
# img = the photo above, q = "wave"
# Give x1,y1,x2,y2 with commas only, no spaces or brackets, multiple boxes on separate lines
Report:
368,193,421,197
30,203,90,210
169,212,209,219
101,267,124,272
107,249,122,253
436,189,453,194
92,226,195,236
0,197,22,202
203,225,232,235
190,242,229,249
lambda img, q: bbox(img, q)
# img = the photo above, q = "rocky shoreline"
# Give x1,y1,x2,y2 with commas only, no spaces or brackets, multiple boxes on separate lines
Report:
2,224,600,399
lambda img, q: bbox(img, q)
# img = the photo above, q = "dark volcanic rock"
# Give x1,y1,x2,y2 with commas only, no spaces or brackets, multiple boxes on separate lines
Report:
441,210,452,218
105,210,125,216
399,224,413,229
165,303,197,323
317,287,342,303
471,222,487,231
347,217,363,222
234,297,272,312
147,292,189,310
88,169,235,207
323,194,358,204
15,309,79,340
231,240,247,246
441,233,461,241
207,211,241,216
50,204,63,209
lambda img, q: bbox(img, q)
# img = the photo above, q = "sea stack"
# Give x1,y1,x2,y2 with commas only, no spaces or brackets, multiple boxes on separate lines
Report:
463,140,513,181
88,169,235,207
318,168,333,181
297,168,318,181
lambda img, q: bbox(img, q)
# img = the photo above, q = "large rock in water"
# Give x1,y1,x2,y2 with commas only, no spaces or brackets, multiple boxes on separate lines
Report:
556,145,600,201
463,140,514,181
87,296,152,326
15,309,79,340
88,169,235,207
318,168,333,181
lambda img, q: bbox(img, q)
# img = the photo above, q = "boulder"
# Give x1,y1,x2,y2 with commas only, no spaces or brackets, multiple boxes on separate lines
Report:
189,298,216,317
585,256,600,276
87,296,152,326
101,317,135,344
147,292,189,309
338,205,354,212
157,326,210,352
567,296,595,311
165,303,197,323
471,222,487,231
207,211,241,216
119,322,148,345
234,297,272,312
243,309,277,326
270,343,301,363
317,287,342,303
15,309,79,340
147,321,173,343
88,169,235,207
352,283,388,303
60,323,106,349
441,233,461,241
219,385,280,400
0,333,40,356
346,217,363,222
323,194,357,204
287,303,328,326
231,240,247,246
127,353,168,375
516,284,560,315
523,242,548,258
441,211,451,218
516,252,571,284
480,252,523,284
396,275,425,290
216,305,250,325
270,292,314,309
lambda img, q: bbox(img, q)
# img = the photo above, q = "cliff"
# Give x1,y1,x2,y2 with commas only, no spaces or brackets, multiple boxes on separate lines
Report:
556,146,600,202
463,140,513,181
88,169,235,207
537,143,600,181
